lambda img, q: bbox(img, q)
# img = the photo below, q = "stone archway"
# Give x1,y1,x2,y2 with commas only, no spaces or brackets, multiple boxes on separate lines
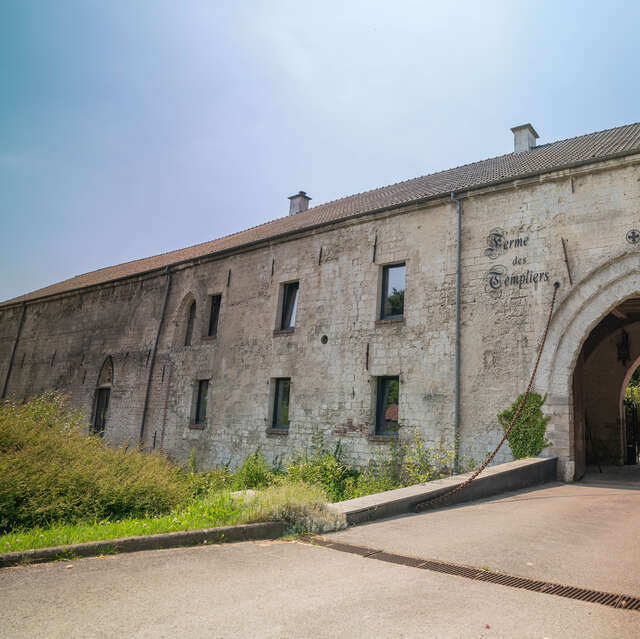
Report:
535,252,640,480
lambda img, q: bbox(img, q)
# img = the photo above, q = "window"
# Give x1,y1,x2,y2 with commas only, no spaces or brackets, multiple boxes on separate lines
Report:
208,294,221,337
272,378,291,430
380,263,406,319
194,379,209,425
280,282,299,330
185,301,196,346
93,388,110,437
93,356,113,437
376,376,399,436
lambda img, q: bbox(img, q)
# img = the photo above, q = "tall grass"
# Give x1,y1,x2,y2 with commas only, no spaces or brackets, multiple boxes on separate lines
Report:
0,394,188,533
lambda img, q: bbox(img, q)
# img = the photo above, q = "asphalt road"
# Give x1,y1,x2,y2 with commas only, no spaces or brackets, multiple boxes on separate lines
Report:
1,472,639,638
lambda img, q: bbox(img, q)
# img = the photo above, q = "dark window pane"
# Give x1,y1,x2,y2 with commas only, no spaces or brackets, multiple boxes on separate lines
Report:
281,282,299,329
381,264,405,319
376,376,399,435
195,379,208,424
93,388,110,437
185,301,196,346
273,378,291,429
208,295,221,337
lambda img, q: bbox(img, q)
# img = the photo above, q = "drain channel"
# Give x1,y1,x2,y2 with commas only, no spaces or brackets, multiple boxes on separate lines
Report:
303,537,640,613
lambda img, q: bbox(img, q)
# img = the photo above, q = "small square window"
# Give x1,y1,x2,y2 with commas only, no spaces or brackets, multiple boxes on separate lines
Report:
380,263,405,319
272,378,291,429
208,294,221,337
194,379,209,425
280,282,299,330
376,376,399,436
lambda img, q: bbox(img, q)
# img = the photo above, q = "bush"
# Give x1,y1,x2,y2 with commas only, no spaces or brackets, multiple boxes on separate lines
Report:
285,434,358,502
0,393,189,533
497,392,551,459
244,481,346,534
231,450,276,490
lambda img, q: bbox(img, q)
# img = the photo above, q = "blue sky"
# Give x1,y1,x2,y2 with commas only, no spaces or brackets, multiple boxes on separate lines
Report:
1,1,639,302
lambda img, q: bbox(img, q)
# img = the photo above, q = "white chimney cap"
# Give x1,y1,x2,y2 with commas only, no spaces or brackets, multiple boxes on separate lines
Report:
288,191,311,215
511,124,539,153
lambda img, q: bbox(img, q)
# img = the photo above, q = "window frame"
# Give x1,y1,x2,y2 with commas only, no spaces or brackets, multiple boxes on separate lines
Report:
207,294,222,338
272,377,291,430
375,375,400,436
379,263,406,320
279,281,299,331
193,379,209,426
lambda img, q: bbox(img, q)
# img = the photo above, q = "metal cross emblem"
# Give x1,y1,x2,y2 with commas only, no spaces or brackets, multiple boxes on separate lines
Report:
626,229,640,245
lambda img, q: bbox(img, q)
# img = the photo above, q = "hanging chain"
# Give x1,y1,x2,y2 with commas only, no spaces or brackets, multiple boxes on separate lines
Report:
415,281,560,512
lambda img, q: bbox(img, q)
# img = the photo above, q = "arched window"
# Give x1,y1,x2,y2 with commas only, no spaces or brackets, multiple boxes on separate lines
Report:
93,357,113,437
185,301,196,346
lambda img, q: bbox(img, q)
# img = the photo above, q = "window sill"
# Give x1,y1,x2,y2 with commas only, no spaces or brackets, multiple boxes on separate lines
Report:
375,317,405,327
201,335,217,342
188,423,206,430
367,434,398,442
266,428,289,436
273,328,295,336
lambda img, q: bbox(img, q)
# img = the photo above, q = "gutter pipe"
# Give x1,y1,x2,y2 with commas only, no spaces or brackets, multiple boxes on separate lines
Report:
139,267,172,444
451,192,462,473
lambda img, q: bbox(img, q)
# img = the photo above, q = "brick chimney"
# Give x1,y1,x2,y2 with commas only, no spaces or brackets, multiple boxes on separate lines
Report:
288,191,311,215
511,124,539,153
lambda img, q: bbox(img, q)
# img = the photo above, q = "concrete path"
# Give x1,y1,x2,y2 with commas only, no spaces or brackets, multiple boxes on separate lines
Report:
1,470,639,638
326,473,640,597
1,539,639,639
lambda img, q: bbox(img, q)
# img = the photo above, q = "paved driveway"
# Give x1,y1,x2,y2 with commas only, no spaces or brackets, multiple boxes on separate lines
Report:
1,471,639,638
325,472,640,596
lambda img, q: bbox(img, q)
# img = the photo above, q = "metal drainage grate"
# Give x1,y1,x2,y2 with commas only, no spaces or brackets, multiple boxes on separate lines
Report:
305,537,640,613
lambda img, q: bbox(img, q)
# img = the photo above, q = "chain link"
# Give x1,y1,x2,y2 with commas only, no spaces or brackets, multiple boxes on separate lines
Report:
415,282,560,512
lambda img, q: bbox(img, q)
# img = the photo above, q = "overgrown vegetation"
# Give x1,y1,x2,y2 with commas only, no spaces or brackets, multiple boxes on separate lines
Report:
0,394,188,534
0,394,468,553
497,392,551,459
625,366,640,404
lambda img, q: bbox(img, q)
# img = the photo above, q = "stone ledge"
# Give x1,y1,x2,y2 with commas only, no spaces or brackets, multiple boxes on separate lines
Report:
273,328,295,336
375,317,405,327
328,457,558,525
266,428,289,436
0,521,285,569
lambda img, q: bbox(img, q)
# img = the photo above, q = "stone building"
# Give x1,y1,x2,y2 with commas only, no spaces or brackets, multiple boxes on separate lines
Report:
2,122,640,481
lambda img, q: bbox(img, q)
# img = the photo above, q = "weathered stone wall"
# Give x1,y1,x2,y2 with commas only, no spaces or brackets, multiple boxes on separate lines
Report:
1,156,639,474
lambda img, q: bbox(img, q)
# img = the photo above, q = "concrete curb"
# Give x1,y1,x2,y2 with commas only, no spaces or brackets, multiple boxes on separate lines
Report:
328,457,558,525
0,521,285,568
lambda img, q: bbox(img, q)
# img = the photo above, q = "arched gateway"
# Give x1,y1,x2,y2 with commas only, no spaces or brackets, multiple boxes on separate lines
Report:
536,252,640,480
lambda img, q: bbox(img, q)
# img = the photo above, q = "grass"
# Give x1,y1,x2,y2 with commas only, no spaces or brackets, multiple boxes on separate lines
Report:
0,393,188,533
0,393,470,555
1,482,345,553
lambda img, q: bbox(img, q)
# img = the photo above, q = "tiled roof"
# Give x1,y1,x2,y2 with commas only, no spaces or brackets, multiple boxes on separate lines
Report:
4,122,640,307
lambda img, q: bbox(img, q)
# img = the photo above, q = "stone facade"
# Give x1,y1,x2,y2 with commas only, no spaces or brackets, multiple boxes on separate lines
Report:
2,143,640,479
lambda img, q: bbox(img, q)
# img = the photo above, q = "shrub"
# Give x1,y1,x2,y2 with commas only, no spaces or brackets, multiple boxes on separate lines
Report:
244,481,346,534
231,450,276,490
400,429,456,484
497,392,551,459
0,393,189,533
285,433,357,502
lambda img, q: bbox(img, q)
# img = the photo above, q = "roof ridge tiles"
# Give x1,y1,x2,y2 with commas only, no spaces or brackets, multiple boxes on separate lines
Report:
4,121,640,306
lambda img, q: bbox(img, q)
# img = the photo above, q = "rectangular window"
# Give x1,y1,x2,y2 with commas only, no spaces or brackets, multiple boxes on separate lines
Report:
375,376,399,436
194,379,209,425
380,263,406,319
272,378,291,430
208,294,221,337
280,282,299,330
185,301,196,346
93,388,110,438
